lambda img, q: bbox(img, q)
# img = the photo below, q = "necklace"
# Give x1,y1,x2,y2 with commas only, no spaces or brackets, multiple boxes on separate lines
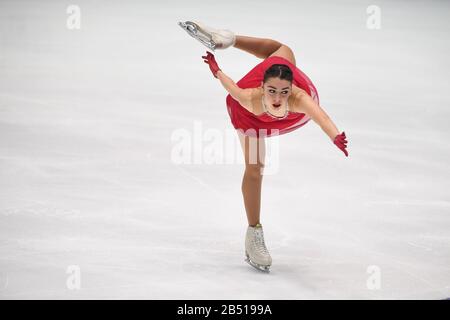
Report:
262,96,289,119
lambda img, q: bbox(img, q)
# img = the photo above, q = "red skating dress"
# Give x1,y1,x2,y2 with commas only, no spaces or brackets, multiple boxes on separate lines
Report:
226,56,320,138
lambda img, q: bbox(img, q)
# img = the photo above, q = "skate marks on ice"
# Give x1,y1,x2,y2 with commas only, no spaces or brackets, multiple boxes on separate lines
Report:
257,220,450,299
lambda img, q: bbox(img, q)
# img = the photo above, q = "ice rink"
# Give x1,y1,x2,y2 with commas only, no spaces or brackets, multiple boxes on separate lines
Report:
1,0,449,299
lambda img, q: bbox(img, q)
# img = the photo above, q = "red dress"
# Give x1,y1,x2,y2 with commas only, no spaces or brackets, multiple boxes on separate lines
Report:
226,56,320,138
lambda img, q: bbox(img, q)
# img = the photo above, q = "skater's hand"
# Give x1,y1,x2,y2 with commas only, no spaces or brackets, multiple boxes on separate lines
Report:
333,131,348,157
202,51,221,78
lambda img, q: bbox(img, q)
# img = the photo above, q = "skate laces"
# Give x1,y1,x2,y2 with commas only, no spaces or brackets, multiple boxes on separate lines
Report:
253,228,269,255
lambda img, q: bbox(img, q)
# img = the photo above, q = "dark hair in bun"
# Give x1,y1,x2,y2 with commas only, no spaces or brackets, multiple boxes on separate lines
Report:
263,64,293,83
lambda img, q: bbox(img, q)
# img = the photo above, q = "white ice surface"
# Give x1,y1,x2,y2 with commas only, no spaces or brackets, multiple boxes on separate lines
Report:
0,0,449,299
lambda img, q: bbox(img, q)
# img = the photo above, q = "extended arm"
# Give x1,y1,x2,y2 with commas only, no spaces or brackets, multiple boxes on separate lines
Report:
216,70,251,105
202,51,251,107
295,93,349,156
297,93,339,141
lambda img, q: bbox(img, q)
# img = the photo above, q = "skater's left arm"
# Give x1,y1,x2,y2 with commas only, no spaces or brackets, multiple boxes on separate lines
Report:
294,93,349,156
294,93,338,141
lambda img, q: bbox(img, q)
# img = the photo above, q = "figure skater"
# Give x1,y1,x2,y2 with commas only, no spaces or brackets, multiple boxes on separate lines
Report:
179,21,348,272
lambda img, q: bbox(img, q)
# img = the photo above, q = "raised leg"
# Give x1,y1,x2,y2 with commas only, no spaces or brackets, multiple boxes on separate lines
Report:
234,35,296,65
269,44,297,66
233,35,282,59
237,130,266,227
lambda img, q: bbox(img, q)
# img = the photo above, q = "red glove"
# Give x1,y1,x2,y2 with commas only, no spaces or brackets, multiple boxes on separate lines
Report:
334,131,348,157
202,51,221,78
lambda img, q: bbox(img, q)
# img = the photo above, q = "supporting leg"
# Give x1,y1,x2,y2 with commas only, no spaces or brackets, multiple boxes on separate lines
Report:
237,130,266,226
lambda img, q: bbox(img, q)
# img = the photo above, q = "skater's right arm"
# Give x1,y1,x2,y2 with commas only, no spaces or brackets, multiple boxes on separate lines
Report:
216,70,252,109
202,51,252,110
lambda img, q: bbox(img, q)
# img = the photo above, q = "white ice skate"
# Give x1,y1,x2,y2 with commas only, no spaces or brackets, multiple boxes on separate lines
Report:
178,20,236,51
245,223,272,273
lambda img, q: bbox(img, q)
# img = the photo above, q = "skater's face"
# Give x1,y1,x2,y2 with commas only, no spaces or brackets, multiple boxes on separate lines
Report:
262,77,292,109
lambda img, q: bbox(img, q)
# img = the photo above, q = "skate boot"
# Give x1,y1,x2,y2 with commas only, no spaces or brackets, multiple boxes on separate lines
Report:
178,20,236,51
245,223,272,273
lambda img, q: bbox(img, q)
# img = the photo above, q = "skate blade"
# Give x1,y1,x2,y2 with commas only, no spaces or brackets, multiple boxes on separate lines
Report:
245,255,271,273
178,21,217,51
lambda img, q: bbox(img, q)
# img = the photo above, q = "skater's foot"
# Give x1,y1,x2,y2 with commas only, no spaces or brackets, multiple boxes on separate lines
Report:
244,223,272,272
245,251,271,273
178,20,236,51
